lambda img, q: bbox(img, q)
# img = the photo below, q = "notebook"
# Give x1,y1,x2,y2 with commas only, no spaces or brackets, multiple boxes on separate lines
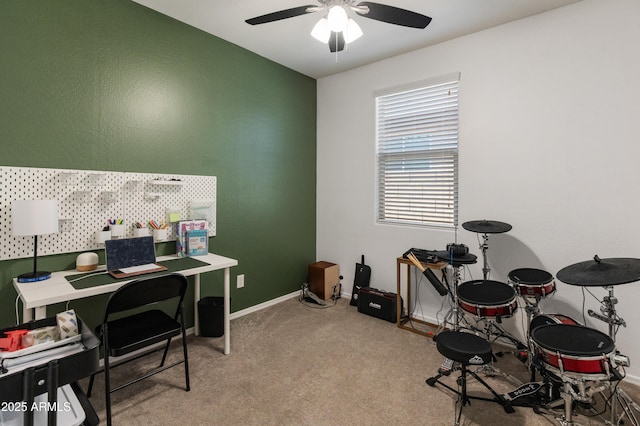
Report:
104,236,167,279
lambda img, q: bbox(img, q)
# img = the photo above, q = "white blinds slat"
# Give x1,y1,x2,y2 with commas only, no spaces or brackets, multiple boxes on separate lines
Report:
376,75,459,228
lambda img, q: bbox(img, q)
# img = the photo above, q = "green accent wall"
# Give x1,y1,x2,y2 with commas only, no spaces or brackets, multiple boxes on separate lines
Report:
0,1,316,329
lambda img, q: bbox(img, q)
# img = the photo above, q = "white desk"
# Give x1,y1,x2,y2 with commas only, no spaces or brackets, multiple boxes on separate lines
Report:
13,253,238,355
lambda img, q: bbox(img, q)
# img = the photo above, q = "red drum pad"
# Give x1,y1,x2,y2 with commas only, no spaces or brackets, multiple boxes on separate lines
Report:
531,324,615,375
508,268,556,298
457,280,517,318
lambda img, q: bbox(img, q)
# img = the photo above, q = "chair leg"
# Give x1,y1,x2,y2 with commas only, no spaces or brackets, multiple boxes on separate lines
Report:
426,372,443,387
455,367,469,426
87,373,95,398
159,339,172,367
104,353,112,426
181,323,190,392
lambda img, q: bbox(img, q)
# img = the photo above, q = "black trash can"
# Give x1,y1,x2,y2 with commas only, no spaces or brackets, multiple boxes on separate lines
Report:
198,296,225,337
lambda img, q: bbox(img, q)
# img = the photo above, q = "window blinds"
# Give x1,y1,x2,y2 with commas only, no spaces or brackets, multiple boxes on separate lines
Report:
376,75,459,228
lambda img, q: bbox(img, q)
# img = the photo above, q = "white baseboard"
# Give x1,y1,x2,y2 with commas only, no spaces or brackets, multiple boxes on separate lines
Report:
229,290,300,320
181,291,301,336
185,290,300,335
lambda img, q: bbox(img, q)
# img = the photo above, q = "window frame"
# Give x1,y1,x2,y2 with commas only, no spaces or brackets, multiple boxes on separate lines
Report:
374,73,460,229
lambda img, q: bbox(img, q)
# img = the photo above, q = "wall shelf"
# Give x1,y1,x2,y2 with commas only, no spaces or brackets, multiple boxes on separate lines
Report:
59,171,79,186
102,191,119,203
59,218,73,233
87,173,106,187
151,179,185,186
73,190,92,203
125,180,144,192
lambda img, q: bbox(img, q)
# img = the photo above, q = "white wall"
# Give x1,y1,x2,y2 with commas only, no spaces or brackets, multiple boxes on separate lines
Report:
317,0,640,382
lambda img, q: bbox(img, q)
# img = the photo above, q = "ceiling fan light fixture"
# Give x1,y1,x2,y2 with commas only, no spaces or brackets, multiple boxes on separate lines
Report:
311,17,331,43
343,18,363,43
327,5,348,32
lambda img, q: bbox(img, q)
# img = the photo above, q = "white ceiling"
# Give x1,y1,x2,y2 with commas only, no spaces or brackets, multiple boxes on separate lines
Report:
131,0,581,79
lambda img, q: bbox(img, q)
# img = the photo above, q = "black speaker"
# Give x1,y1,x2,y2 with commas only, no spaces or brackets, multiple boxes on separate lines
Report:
357,287,402,323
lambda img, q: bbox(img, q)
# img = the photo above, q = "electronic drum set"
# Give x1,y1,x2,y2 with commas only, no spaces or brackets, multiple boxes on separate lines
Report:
409,220,640,426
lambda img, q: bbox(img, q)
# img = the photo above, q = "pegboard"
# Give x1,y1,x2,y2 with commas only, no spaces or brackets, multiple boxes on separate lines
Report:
0,166,216,260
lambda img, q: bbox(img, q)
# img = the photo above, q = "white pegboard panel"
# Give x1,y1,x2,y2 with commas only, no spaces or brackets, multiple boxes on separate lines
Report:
0,166,216,260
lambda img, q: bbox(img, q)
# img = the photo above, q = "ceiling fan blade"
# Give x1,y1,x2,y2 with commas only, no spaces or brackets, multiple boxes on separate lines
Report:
328,32,345,53
355,2,432,29
245,5,317,25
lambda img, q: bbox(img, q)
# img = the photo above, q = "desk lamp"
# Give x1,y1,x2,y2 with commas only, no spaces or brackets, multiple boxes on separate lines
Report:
12,199,59,282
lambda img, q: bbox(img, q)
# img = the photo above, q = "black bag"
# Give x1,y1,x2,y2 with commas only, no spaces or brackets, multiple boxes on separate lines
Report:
350,254,371,306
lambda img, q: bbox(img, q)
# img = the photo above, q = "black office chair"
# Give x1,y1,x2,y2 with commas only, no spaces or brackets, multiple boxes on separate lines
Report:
87,273,190,426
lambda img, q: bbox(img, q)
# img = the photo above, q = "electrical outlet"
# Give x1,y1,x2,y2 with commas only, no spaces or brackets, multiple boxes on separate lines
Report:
237,274,245,289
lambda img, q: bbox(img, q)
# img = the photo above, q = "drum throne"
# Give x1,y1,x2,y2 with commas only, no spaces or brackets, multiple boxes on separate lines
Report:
426,330,515,425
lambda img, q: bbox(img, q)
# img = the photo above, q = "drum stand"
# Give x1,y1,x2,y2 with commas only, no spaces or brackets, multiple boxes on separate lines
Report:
553,378,611,426
434,265,467,334
550,256,640,426
522,297,541,337
467,317,526,387
528,345,614,426
588,286,626,344
538,285,640,426
462,220,512,281
470,315,527,352
587,286,640,426
522,296,542,380
462,286,529,362
454,287,526,385
611,387,640,426
478,233,491,280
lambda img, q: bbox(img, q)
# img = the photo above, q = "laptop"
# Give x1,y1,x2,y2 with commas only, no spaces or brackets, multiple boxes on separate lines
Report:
104,236,167,279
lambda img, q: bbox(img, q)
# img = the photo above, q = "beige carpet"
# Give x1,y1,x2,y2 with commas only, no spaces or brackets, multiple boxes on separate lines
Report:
81,297,640,425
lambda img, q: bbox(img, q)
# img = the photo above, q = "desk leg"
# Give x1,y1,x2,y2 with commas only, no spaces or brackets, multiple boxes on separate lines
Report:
22,306,46,323
406,264,412,313
396,260,402,327
22,306,33,323
194,274,201,336
22,307,32,323
224,267,230,355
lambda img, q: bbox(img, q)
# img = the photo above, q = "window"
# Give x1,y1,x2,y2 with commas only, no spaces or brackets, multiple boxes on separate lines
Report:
375,73,460,228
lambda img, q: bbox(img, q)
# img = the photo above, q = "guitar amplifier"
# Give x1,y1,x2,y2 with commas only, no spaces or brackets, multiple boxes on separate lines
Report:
357,287,402,323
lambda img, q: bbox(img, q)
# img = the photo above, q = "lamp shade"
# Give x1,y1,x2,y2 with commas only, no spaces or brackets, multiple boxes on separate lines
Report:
12,199,59,237
327,5,348,32
344,19,363,43
311,18,331,43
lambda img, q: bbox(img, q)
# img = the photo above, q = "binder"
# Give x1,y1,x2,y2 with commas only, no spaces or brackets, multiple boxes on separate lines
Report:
175,220,207,257
186,229,208,256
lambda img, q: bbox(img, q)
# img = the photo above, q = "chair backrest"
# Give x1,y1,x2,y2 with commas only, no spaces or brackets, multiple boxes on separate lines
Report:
104,273,188,319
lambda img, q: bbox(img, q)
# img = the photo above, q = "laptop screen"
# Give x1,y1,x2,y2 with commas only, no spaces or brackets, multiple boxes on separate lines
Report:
105,236,157,271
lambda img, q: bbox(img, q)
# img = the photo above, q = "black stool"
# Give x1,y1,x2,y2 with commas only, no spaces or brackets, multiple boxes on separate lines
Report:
426,331,514,425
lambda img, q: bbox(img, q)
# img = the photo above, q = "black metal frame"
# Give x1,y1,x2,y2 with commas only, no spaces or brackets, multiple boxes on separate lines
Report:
86,273,190,426
427,365,514,424
0,316,100,426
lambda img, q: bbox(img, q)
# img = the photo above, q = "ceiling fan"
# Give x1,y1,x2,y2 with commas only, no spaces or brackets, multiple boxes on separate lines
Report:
245,1,432,53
